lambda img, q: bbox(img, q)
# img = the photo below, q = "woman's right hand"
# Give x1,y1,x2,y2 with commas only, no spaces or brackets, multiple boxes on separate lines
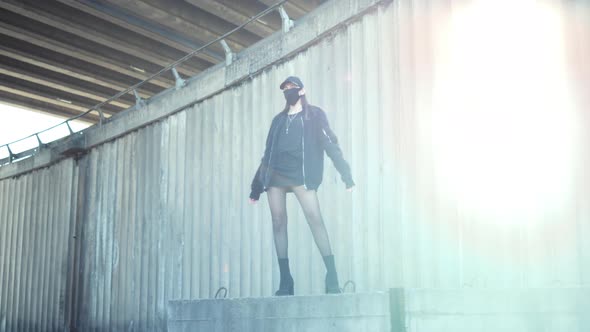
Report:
249,198,258,205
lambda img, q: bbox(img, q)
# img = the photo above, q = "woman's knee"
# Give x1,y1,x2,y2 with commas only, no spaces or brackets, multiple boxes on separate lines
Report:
272,214,288,232
304,212,324,228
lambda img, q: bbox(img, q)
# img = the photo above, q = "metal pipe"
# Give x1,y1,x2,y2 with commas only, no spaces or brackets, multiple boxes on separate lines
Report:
220,39,234,66
6,144,14,163
278,6,294,33
66,121,74,135
97,107,105,126
132,89,143,107
35,134,43,148
171,67,186,89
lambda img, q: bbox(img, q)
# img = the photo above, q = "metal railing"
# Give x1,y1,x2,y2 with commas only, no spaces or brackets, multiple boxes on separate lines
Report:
0,0,292,166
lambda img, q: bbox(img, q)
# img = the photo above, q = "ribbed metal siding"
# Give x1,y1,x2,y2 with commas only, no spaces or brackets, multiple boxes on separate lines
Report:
1,1,589,331
0,159,77,332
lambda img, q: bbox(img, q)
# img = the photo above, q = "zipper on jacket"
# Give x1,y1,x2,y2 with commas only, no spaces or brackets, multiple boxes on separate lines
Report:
322,128,333,144
300,117,307,189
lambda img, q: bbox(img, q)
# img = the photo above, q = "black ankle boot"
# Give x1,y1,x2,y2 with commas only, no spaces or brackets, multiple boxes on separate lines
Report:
323,255,341,294
275,258,294,296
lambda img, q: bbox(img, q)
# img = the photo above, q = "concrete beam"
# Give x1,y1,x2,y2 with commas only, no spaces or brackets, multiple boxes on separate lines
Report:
141,0,263,43
185,0,276,38
0,0,390,179
0,0,203,77
101,0,248,54
0,75,123,114
55,0,224,64
0,44,156,98
0,20,174,89
0,61,132,110
56,1,214,76
0,91,100,123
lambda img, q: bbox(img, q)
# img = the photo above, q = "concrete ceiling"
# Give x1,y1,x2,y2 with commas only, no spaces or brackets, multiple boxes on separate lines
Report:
0,0,324,123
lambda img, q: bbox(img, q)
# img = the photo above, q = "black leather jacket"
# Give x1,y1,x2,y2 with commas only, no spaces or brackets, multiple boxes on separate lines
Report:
250,105,354,200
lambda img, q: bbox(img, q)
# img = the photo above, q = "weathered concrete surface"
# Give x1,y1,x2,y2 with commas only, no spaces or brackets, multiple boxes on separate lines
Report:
169,288,590,332
168,292,391,332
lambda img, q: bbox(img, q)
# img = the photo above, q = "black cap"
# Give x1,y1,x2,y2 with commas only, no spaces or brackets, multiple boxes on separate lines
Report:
279,76,304,90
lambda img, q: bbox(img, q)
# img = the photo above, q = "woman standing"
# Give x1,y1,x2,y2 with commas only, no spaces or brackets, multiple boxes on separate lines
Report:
249,76,355,295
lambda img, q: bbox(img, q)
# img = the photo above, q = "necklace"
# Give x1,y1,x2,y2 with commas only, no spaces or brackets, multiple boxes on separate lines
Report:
285,112,299,134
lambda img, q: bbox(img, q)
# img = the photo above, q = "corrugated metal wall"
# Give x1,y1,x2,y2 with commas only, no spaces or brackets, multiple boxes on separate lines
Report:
1,0,589,331
0,159,78,331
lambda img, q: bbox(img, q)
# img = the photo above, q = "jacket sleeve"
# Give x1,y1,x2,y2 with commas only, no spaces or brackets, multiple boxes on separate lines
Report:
250,118,275,200
318,110,355,188
250,164,264,200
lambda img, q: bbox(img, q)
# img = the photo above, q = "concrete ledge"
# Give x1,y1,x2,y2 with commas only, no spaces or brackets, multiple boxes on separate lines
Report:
168,292,391,332
168,288,590,332
0,0,390,180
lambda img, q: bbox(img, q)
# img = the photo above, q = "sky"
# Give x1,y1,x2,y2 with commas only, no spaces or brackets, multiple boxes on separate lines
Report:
0,103,91,160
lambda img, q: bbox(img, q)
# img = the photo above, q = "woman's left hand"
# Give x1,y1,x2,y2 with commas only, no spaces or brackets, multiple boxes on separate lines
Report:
346,186,354,192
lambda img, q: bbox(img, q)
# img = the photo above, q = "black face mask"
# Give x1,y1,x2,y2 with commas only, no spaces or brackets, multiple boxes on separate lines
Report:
283,88,301,106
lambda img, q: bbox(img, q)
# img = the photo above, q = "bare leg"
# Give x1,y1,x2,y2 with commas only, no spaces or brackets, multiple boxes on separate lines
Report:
292,186,333,257
267,186,289,258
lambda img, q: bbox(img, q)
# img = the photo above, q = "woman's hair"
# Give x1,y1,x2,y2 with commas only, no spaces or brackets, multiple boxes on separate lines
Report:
282,94,310,118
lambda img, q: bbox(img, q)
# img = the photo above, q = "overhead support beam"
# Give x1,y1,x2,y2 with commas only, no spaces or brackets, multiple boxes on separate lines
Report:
0,91,100,123
0,45,155,98
184,0,276,38
0,76,122,114
0,62,133,109
55,0,224,64
100,0,247,54
0,22,174,89
139,0,261,44
0,0,202,77
0,84,96,114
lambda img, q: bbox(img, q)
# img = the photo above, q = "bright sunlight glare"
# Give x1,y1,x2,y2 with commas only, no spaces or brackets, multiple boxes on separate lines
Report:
431,0,576,223
0,103,91,160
